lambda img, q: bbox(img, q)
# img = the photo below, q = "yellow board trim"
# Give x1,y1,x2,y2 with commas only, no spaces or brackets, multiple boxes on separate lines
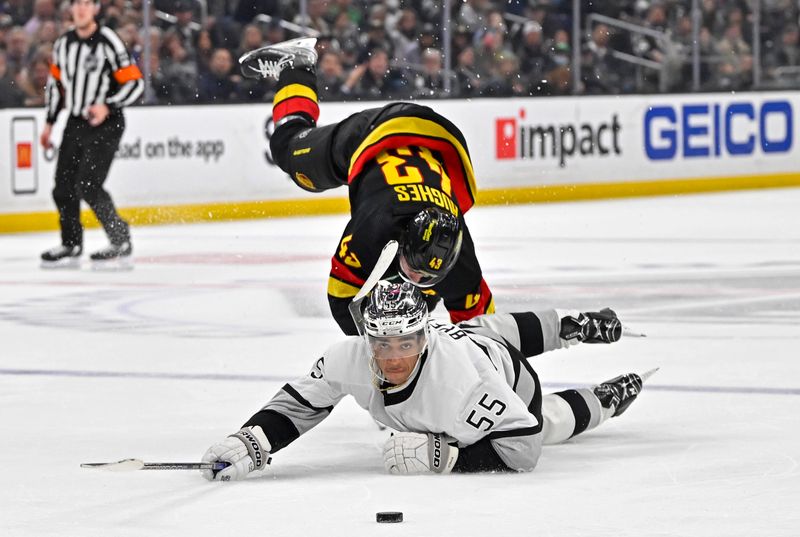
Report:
348,117,478,198
327,277,360,298
2,172,799,234
474,172,800,206
274,84,318,105
0,197,351,234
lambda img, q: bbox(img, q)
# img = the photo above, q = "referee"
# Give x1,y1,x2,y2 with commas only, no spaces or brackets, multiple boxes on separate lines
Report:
40,0,143,268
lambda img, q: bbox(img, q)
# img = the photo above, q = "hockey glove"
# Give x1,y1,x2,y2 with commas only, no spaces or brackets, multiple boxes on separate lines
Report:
383,432,459,475
201,426,272,481
560,308,622,344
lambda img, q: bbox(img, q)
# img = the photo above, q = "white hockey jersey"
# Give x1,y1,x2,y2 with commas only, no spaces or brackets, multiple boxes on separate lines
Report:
242,310,602,472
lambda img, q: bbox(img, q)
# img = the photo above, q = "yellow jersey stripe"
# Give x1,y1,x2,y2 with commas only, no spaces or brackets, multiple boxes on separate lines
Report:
327,277,360,298
274,84,318,105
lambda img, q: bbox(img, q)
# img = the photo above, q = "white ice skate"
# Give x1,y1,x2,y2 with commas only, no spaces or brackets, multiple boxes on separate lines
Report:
239,37,318,80
40,245,82,269
90,241,134,271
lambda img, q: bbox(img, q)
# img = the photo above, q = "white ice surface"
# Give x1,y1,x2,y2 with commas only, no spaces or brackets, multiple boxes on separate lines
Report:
1,189,798,536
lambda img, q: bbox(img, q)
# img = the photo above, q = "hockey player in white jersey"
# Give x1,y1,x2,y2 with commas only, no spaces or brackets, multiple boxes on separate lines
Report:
202,281,652,479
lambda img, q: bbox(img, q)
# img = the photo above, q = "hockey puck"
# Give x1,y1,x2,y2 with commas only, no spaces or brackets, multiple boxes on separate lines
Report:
376,511,403,523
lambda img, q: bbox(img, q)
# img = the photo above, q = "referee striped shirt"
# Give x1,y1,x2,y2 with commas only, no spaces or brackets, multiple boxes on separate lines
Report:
45,25,144,124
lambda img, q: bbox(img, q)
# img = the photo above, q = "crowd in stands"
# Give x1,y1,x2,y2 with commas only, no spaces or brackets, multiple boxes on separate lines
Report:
1,0,799,108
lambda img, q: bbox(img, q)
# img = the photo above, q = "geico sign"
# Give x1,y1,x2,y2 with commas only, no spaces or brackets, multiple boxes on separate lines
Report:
644,101,793,160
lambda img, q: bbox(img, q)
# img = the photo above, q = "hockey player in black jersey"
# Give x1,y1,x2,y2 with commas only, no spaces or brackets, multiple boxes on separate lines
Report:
240,38,494,335
202,281,650,479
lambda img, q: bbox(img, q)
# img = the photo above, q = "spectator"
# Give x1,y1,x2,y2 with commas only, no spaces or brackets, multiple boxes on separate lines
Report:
473,11,511,76
582,24,626,94
544,29,570,74
262,17,286,46
456,0,491,34
454,45,483,97
331,10,359,57
714,19,752,89
164,0,198,60
1,0,32,27
0,49,24,107
413,48,450,98
515,21,547,84
390,8,420,65
317,49,345,101
292,0,329,35
23,0,56,37
32,19,58,49
236,24,264,62
765,25,800,85
160,29,197,103
342,48,410,100
483,50,526,97
195,28,214,73
417,22,438,52
329,0,361,26
543,65,571,95
197,47,241,103
451,25,474,58
358,19,394,63
5,26,30,77
18,52,49,106
117,21,141,61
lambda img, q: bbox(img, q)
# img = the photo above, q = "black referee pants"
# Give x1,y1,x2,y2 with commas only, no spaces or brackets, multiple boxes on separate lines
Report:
52,114,130,247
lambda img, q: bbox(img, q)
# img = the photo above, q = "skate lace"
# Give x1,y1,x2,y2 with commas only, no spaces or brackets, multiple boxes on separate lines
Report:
247,55,293,79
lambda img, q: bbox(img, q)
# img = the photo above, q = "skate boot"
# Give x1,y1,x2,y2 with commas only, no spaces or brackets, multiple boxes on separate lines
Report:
560,308,622,344
90,241,133,270
40,244,82,269
594,368,658,417
239,37,318,80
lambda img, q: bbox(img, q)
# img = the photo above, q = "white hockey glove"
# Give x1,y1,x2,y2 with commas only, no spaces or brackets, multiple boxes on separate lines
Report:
383,432,459,475
201,426,272,481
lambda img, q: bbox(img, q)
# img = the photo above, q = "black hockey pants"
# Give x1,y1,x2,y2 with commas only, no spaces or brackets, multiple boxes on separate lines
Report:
52,114,130,247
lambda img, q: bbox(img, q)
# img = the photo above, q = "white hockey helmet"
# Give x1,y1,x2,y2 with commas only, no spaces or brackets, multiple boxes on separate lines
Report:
363,281,429,379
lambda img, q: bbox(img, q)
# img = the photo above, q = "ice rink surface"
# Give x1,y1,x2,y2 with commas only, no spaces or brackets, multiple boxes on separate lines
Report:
1,188,798,536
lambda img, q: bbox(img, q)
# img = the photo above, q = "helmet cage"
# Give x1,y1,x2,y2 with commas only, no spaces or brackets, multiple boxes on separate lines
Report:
362,281,429,384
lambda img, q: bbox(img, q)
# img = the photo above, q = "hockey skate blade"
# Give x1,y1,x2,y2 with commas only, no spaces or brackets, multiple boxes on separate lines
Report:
81,458,145,471
40,258,81,270
90,257,134,272
640,367,660,383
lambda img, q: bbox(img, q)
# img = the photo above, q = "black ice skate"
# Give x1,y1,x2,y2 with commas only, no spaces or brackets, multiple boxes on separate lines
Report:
560,308,623,344
239,37,317,80
90,241,133,270
594,368,658,417
40,244,82,269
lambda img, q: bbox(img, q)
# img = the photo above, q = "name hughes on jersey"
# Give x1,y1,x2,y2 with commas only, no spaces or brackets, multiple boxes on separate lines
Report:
393,184,460,217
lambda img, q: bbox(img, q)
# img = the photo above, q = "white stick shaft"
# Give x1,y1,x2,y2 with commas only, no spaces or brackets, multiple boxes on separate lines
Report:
348,240,399,334
81,459,229,471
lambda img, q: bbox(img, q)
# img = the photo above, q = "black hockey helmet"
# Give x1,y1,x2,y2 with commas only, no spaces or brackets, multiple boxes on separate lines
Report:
399,207,463,288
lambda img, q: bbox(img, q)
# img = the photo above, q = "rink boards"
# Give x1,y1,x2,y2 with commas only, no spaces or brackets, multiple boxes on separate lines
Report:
2,92,800,233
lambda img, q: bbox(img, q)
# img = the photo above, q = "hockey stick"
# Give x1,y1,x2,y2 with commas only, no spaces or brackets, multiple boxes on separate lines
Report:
81,459,230,472
640,367,659,382
348,240,399,336
622,326,647,338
